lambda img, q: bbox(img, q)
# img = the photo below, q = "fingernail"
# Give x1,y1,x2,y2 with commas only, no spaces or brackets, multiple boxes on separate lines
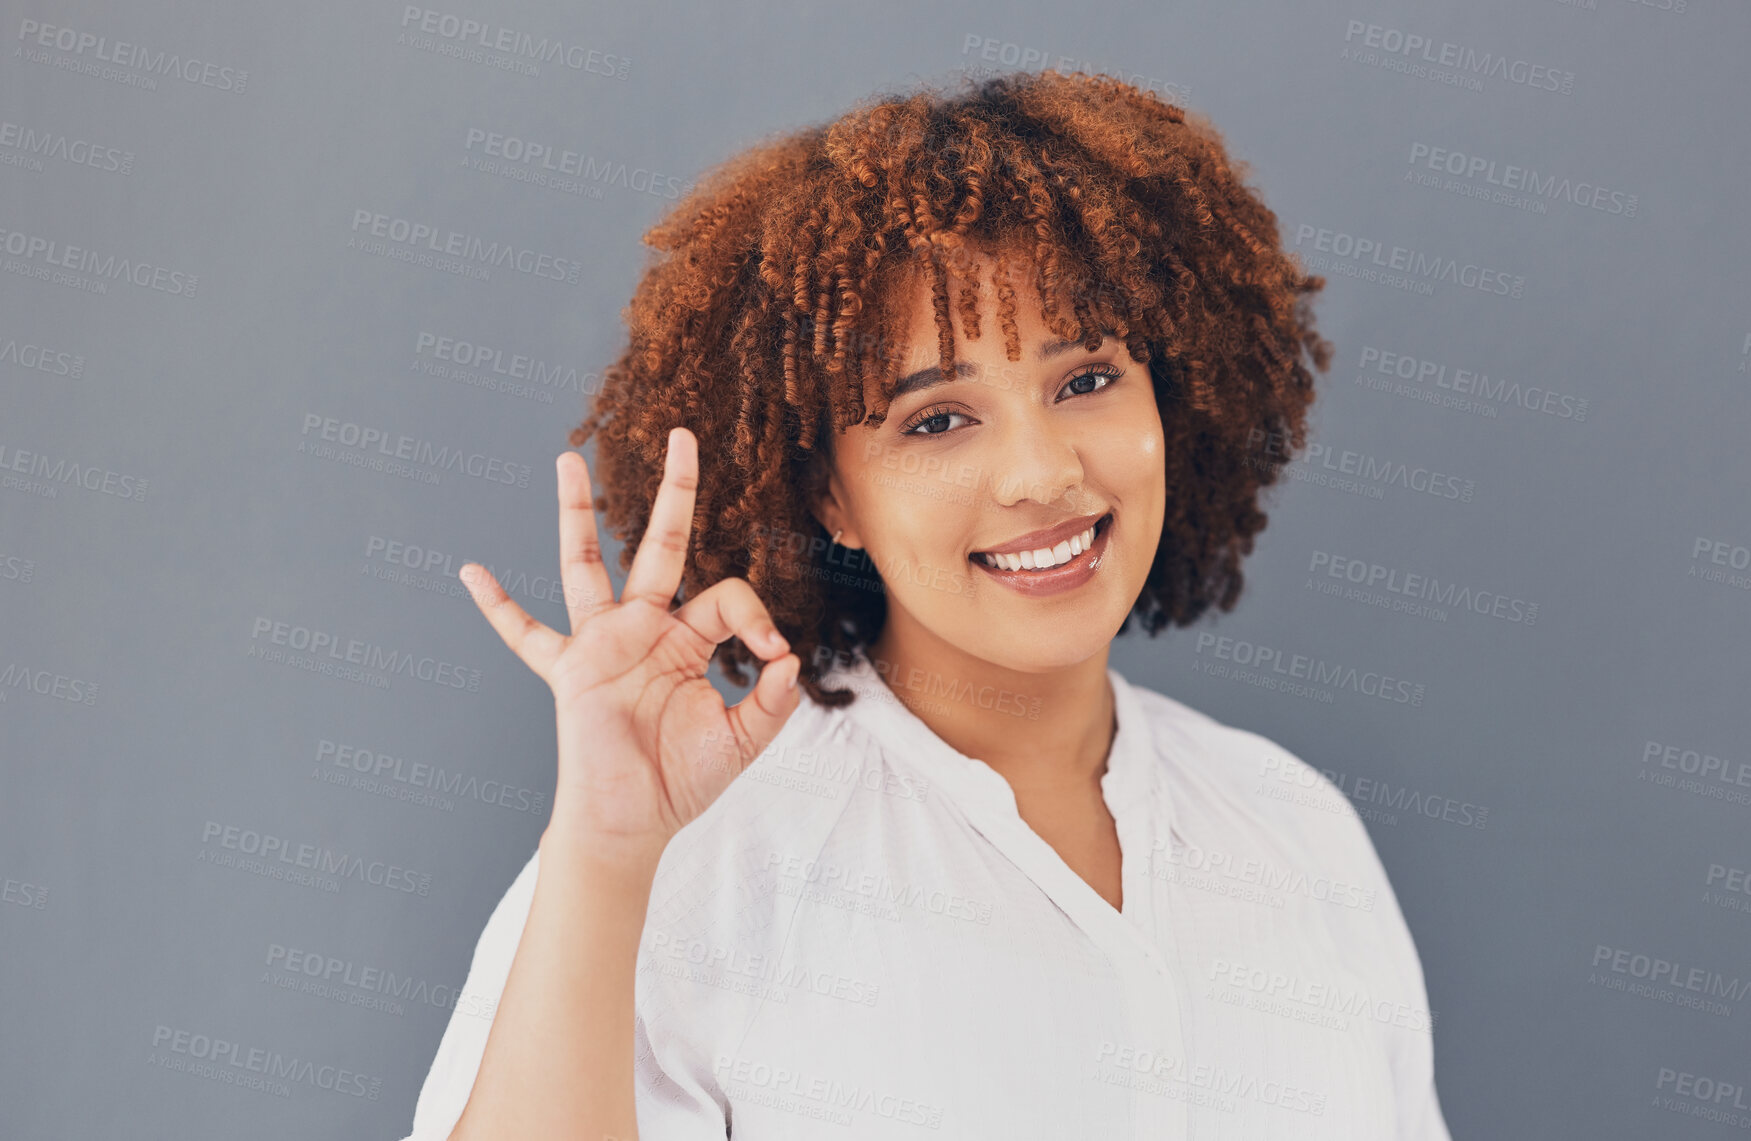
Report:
786,660,798,690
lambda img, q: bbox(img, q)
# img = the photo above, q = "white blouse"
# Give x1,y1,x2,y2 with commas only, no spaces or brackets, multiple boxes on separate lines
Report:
400,653,1451,1140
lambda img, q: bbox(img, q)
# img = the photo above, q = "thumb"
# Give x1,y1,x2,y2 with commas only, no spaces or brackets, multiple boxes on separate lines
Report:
725,652,802,771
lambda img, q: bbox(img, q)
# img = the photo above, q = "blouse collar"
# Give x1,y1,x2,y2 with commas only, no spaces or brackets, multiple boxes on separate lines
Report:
816,650,1168,834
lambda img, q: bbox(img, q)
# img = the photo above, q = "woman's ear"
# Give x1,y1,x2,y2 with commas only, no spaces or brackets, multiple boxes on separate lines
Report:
809,477,863,552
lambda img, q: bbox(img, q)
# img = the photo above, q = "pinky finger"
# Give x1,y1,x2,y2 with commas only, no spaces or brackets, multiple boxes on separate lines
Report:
460,563,567,679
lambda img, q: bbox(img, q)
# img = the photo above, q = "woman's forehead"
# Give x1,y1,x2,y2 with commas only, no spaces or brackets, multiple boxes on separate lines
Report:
886,238,1038,301
878,243,1046,344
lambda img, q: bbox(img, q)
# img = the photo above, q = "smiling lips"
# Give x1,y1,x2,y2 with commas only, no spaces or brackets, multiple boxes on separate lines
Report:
971,512,1112,572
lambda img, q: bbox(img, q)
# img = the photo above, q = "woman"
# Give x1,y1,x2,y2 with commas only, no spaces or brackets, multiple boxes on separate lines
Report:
401,71,1451,1139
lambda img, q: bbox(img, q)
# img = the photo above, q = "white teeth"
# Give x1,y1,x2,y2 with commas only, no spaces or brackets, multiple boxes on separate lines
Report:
976,522,1099,571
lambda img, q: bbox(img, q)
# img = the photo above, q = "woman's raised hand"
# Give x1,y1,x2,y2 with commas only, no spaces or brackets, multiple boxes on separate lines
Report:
459,427,802,866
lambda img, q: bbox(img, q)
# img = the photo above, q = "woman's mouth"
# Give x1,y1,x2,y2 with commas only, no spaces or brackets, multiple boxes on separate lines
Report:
967,512,1114,597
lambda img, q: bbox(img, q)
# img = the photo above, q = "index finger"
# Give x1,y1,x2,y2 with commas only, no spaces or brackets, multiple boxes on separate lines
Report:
621,426,698,611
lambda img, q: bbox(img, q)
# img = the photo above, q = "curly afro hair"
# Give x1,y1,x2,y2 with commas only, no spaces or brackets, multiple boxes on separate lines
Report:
570,69,1332,711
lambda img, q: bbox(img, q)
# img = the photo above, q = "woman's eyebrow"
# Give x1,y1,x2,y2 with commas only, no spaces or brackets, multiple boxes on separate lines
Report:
888,329,1120,401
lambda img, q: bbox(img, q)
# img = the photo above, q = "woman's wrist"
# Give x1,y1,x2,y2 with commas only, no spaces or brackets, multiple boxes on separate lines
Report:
541,799,669,885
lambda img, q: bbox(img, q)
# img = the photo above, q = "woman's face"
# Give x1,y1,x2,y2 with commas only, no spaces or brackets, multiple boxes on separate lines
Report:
813,248,1167,673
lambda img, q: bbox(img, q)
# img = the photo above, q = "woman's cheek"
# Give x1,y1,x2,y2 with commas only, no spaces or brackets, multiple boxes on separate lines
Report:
1086,411,1162,498
1122,394,1164,458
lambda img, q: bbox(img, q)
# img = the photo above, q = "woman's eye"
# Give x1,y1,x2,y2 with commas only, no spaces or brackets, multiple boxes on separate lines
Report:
901,410,969,437
898,365,1121,437
1061,364,1122,398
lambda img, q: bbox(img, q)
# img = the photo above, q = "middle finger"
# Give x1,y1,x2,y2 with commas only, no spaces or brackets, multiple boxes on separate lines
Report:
622,426,698,612
556,451,615,636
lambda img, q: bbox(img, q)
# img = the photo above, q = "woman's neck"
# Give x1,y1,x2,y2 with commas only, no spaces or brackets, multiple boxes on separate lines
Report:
864,615,1118,797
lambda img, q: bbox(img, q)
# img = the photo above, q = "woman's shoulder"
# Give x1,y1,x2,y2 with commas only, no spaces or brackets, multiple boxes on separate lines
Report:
1117,670,1425,971
400,698,865,1139
644,687,889,892
668,681,874,834
452,693,876,1001
1120,670,1329,784
1117,669,1377,857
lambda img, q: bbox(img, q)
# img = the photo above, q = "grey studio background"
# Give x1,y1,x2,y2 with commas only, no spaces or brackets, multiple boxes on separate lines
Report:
2,0,1747,1137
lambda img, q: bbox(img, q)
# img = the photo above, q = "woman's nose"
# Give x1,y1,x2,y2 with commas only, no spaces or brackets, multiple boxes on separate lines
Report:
985,414,1089,510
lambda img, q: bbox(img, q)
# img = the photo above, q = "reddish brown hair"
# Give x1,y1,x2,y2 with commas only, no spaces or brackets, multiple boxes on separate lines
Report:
571,69,1332,709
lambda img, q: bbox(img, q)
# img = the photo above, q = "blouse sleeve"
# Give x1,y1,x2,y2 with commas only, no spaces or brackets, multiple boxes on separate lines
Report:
1344,818,1454,1141
1381,889,1452,1140
396,848,730,1140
